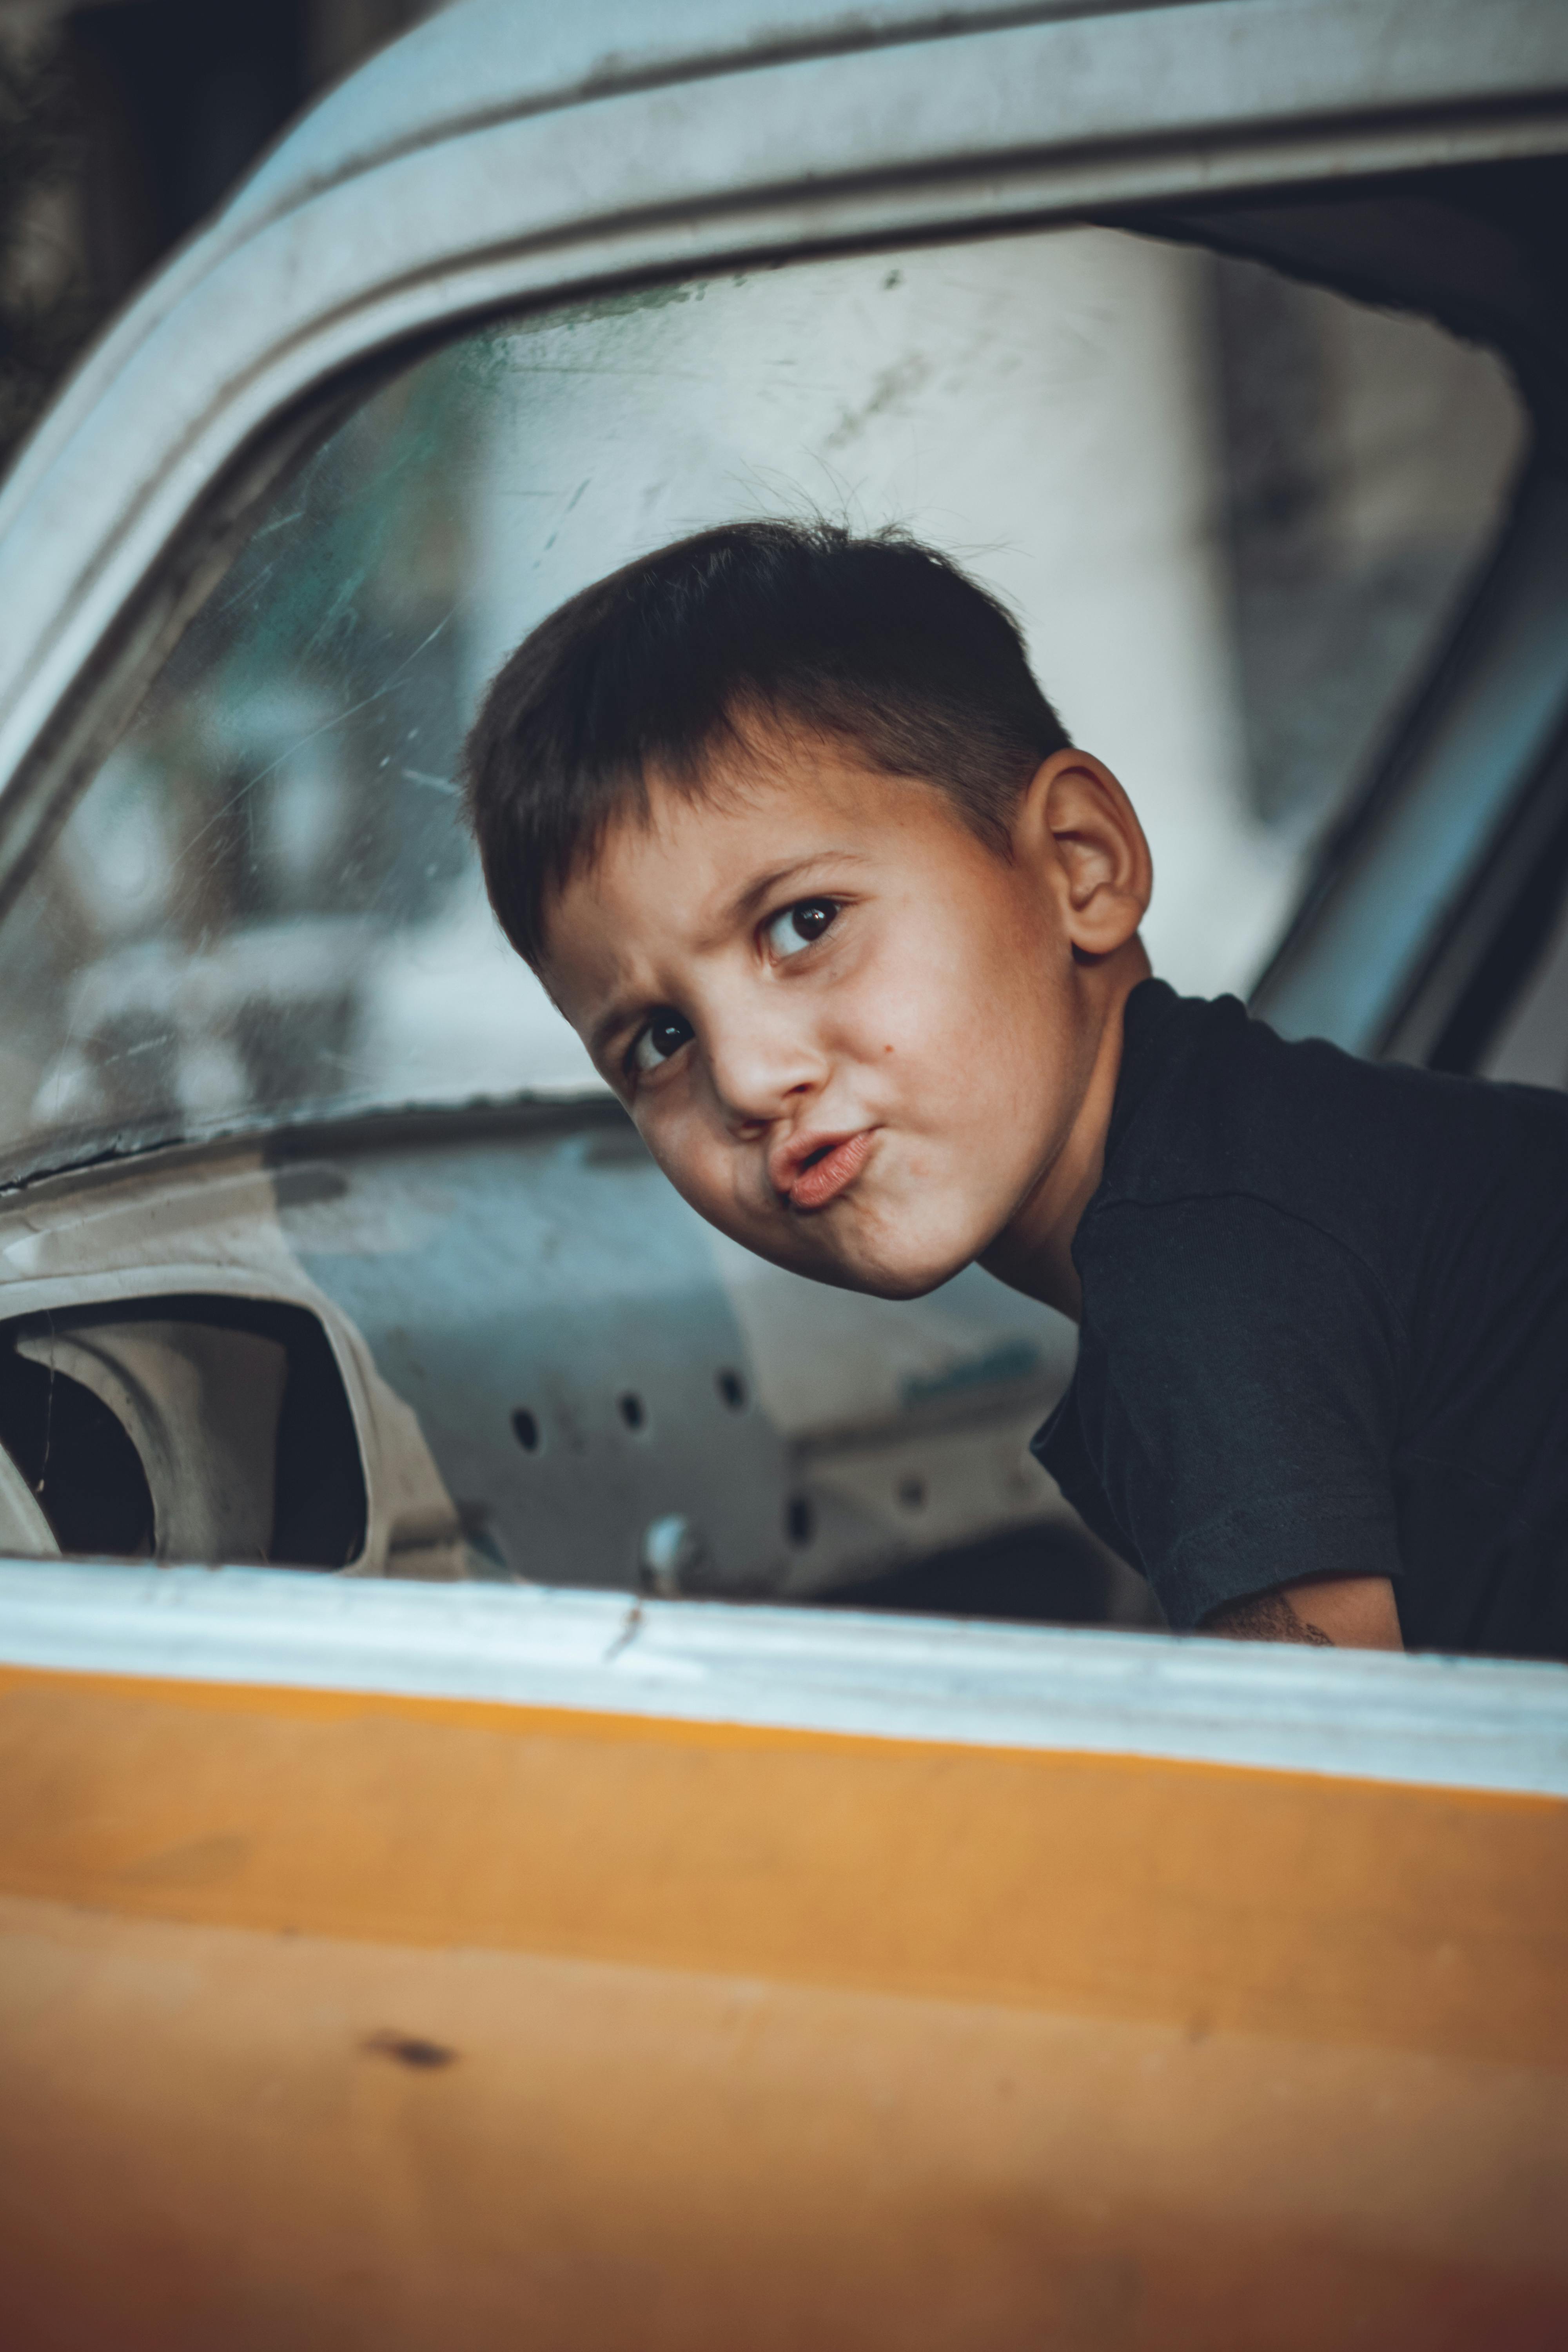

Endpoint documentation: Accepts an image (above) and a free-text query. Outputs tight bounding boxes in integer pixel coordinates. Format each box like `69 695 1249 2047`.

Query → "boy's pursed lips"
769 1126 878 1213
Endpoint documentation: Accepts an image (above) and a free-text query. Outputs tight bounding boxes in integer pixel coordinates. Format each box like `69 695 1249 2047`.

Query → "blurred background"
0 0 447 477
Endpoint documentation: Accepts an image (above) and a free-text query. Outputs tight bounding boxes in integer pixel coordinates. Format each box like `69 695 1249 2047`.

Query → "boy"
464 520 1568 1657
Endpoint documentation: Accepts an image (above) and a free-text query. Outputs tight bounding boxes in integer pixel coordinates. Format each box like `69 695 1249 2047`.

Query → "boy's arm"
1063 1198 1412 1643
1204 1574 1403 1649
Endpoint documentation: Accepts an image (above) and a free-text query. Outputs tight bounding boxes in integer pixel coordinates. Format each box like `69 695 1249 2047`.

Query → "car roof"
0 0 1174 532
8 0 1564 542
227 0 1109 241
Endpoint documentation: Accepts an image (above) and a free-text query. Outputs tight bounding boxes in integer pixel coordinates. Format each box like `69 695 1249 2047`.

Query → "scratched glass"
0 226 1524 1182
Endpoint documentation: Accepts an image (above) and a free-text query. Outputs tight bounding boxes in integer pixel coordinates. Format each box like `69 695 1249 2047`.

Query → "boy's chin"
849 1262 966 1302
769 1223 978 1301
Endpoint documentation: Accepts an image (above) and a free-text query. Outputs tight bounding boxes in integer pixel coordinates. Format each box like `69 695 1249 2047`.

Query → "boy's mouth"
773 1128 877 1213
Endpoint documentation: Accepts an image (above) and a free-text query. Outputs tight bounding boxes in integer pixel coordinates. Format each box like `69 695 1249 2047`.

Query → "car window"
0 224 1524 1183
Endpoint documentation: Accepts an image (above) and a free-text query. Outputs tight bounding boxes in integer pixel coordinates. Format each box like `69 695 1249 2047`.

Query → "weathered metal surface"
0 1451 53 1557
0 1105 1084 1598
0 1146 469 1580
0 1613 1563 2348
17 1320 287 1564
4 1891 1563 2350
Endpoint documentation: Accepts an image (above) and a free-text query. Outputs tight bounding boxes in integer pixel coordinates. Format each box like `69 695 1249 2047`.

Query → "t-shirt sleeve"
1063 1194 1406 1631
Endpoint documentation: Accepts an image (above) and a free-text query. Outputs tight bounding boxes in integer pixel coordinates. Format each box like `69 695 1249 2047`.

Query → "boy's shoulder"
1049 981 1568 1653
1093 976 1568 1259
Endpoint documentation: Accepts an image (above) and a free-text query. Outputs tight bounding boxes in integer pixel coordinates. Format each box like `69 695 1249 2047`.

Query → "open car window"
0 222 1525 1187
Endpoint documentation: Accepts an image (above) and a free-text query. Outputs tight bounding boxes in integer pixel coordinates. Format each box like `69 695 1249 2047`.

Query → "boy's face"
543 726 1140 1299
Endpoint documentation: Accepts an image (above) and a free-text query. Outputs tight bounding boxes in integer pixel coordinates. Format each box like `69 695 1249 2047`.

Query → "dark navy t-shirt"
1031 979 1568 1658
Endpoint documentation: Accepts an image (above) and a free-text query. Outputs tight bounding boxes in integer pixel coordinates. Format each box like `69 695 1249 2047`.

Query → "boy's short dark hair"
463 518 1070 967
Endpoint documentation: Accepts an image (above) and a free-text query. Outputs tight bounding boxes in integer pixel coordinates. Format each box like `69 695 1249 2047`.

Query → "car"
0 2 1565 2345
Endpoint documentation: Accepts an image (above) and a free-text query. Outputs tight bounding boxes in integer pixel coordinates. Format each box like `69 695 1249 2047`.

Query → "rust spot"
119 1833 250 1887
363 2029 458 2070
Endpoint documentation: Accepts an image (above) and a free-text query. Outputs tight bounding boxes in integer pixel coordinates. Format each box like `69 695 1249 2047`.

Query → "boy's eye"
630 1010 695 1075
766 898 840 960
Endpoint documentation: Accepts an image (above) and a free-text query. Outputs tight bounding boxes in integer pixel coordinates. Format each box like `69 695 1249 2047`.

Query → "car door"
0 4 1566 2347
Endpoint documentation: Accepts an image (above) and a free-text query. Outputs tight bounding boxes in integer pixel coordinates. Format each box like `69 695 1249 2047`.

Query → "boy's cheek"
636 1106 748 1226
653 1125 806 1263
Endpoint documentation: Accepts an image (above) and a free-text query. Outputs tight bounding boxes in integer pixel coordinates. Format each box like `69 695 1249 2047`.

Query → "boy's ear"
1017 749 1152 957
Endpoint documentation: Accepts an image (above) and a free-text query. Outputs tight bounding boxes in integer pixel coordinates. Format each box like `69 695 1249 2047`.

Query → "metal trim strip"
0 1560 1563 1795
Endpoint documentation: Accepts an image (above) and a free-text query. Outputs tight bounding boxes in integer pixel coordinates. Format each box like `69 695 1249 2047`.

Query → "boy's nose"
704 1011 825 1132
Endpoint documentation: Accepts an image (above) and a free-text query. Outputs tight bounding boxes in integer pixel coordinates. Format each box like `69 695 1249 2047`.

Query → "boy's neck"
979 940 1151 1321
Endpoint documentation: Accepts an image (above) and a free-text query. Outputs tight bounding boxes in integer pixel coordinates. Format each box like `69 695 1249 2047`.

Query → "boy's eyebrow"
713 849 869 936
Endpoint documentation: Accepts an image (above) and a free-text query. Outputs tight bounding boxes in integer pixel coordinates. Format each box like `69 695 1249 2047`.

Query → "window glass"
0 226 1524 1181
1483 887 1568 1091
1209 253 1525 838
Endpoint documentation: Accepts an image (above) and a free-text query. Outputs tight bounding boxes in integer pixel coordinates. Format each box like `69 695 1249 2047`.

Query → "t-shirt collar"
1104 975 1182 1170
